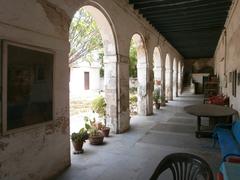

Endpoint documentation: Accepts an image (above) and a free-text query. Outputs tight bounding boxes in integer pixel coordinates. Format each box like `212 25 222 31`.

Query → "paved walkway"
58 92 221 180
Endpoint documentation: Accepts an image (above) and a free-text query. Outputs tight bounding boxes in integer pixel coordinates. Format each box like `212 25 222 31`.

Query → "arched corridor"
0 0 238 179
130 34 148 116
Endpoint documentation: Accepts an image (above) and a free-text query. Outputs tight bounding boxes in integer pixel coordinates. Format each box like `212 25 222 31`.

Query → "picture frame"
229 72 232 82
2 40 54 134
232 70 237 97
238 72 240 86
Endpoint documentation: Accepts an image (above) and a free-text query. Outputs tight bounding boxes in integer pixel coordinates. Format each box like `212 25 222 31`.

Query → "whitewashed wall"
214 0 240 113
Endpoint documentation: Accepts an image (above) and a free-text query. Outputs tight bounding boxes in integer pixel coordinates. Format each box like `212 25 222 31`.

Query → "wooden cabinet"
203 77 219 103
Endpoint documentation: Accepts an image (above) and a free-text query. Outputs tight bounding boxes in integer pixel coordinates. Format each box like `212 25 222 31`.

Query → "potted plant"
153 88 160 109
160 95 166 106
91 95 110 137
93 121 110 137
129 94 137 115
84 117 104 145
71 128 89 154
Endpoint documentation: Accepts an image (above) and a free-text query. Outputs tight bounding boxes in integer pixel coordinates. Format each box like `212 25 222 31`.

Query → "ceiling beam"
139 2 230 17
150 17 226 27
143 9 228 19
157 25 223 33
147 13 227 23
135 0 229 10
129 0 169 5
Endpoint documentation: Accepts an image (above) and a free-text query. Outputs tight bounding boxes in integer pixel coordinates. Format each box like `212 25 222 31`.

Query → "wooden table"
184 104 236 138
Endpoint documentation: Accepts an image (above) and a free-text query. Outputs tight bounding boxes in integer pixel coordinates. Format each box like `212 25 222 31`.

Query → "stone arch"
69 5 119 132
178 61 182 95
153 47 162 85
173 58 178 97
130 33 148 116
153 46 164 107
181 64 184 90
165 53 172 100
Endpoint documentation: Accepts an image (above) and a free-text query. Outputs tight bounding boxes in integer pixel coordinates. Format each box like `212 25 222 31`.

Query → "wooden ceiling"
129 0 232 58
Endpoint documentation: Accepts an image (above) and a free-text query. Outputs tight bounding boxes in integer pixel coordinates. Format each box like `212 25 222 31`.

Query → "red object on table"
208 95 229 106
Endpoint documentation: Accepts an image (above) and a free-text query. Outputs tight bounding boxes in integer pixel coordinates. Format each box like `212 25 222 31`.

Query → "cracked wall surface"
37 0 71 38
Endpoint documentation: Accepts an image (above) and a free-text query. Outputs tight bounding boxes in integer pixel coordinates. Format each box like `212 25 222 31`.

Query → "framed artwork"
238 72 240 86
229 72 232 82
2 41 54 134
232 70 237 97
0 41 2 133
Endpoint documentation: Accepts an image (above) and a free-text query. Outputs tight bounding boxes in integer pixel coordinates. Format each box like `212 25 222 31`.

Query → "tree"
129 40 137 78
69 8 103 65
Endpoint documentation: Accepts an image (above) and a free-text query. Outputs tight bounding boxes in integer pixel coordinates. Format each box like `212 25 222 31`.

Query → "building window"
84 72 90 90
1 41 54 134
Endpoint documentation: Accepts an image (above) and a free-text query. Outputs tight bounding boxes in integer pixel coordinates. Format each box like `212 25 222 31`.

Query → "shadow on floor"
57 92 221 180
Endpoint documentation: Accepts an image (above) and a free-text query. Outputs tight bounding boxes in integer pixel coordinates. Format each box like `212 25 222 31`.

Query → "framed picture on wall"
229 72 232 82
232 70 237 97
2 40 54 134
0 40 2 133
238 72 240 86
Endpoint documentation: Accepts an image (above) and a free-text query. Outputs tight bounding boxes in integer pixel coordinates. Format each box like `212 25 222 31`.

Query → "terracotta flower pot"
160 102 166 106
89 134 104 145
72 141 84 154
155 102 160 109
101 127 110 137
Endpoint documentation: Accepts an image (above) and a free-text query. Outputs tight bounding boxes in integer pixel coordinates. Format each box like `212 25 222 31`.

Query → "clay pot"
89 134 104 145
101 127 110 137
160 102 166 107
155 103 160 109
72 141 84 154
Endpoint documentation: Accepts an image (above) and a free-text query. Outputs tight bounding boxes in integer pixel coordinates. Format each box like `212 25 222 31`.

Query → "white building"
70 60 104 98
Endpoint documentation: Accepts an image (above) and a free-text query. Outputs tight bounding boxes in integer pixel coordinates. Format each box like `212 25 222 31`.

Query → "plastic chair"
150 153 214 180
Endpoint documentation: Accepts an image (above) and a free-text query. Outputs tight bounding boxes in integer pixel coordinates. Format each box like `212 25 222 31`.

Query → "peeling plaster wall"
0 0 70 179
214 0 240 113
0 0 183 179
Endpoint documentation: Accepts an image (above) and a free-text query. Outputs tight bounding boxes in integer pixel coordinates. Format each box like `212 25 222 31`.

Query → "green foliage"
84 116 92 130
84 116 103 137
160 95 165 103
71 128 89 143
153 88 160 102
100 68 104 78
129 95 137 105
69 8 103 65
99 52 104 77
129 87 137 94
91 95 106 118
129 94 137 114
129 40 137 78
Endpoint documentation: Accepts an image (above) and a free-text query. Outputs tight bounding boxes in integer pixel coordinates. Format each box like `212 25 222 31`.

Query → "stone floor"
57 92 221 180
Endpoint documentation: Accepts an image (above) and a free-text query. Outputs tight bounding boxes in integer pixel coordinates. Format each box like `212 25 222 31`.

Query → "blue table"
220 162 240 180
